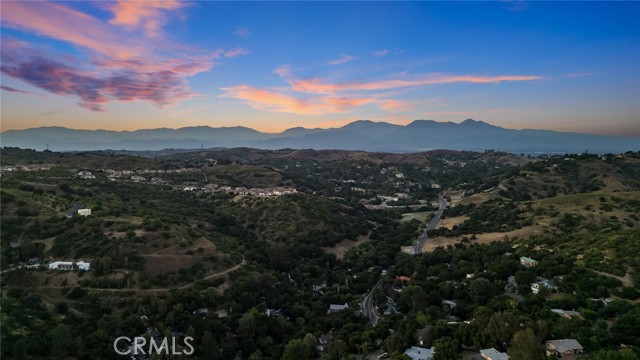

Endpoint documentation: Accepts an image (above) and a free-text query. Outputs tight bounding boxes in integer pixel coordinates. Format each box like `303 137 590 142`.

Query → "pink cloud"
290 74 541 94
234 27 251 37
0 1 225 111
273 64 293 79
328 54 357 65
224 47 250 58
108 0 185 36
1 44 196 112
1 1 141 60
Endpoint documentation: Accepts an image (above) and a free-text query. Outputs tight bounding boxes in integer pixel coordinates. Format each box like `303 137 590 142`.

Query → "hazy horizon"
1 1 639 136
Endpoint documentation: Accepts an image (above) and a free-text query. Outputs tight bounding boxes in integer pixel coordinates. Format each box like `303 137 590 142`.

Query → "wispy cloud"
0 1 225 111
372 49 390 57
378 99 413 112
220 85 376 115
328 54 357 65
224 47 250 58
273 64 293 79
0 85 31 95
563 72 595 78
233 27 251 38
289 74 542 94
222 66 541 115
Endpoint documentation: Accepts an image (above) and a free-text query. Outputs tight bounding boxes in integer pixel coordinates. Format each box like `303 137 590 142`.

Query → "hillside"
1 148 639 360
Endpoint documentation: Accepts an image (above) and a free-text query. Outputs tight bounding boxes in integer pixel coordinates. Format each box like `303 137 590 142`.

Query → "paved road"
361 195 447 326
413 195 447 254
362 279 382 326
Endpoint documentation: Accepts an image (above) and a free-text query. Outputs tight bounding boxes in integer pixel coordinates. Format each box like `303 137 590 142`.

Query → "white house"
77 208 91 216
327 303 349 314
480 348 509 360
76 261 91 271
404 346 435 360
48 261 73 270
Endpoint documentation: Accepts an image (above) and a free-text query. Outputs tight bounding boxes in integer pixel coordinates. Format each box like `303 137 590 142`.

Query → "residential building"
76 261 91 271
531 278 555 294
317 332 333 352
404 346 435 360
77 208 91 216
327 303 349 314
545 339 584 358
480 348 510 360
48 261 73 270
520 256 538 267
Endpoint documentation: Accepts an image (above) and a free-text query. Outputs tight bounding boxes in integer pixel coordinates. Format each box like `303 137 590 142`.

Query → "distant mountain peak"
460 119 492 127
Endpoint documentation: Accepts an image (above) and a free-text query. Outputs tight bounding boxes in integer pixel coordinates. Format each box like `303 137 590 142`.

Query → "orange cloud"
379 99 413 112
109 0 184 36
220 85 376 115
290 74 541 94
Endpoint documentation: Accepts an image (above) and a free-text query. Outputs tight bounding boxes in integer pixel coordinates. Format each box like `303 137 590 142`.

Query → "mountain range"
1 119 638 154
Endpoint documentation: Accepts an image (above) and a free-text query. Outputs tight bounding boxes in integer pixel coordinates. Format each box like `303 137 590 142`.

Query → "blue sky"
1 1 638 135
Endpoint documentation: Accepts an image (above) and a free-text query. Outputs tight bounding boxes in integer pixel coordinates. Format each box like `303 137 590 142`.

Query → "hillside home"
551 309 581 319
48 261 73 270
520 256 538 268
327 303 349 314
77 208 91 216
531 278 555 294
76 261 91 271
317 332 333 352
480 348 510 360
545 339 584 358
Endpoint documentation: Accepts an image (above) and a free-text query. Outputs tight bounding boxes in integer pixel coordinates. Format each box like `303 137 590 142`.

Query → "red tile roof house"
545 339 584 358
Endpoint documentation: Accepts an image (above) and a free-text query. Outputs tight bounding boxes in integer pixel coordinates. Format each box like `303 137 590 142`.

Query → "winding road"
413 195 448 254
361 194 447 326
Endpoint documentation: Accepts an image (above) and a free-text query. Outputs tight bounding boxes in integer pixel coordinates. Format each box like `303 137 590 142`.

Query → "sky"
1 1 639 136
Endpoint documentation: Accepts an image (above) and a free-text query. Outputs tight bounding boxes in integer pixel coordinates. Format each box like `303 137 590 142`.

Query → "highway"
413 194 448 254
361 194 447 326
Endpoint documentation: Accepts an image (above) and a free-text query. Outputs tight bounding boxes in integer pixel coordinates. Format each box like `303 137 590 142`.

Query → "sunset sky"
1 1 639 136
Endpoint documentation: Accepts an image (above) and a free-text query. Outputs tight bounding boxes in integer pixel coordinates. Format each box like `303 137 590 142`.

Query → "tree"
282 336 316 360
485 311 520 349
508 328 544 360
201 330 215 359
50 324 72 357
12 339 27 360
433 338 459 360
596 348 639 360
